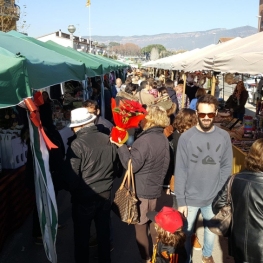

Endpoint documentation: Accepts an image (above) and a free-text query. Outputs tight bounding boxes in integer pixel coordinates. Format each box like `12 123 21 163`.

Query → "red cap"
147 206 183 234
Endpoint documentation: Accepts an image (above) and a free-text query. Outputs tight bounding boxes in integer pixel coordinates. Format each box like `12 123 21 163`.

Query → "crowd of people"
25 69 263 263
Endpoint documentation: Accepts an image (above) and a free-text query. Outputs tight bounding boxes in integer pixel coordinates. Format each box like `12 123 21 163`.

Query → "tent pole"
223 74 225 100
211 74 216 96
182 73 186 108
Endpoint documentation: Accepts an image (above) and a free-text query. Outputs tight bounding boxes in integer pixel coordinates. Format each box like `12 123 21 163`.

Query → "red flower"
111 98 147 143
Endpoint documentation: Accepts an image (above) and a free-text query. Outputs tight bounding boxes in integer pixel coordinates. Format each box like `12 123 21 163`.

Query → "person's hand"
110 137 124 148
166 188 171 195
178 206 188 218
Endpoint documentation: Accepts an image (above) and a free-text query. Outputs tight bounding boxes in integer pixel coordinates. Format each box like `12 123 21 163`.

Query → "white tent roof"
171 44 216 70
141 49 200 69
142 52 186 69
183 38 241 72
213 31 263 74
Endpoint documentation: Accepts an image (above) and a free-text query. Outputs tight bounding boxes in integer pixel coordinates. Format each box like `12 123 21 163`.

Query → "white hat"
68 108 96 128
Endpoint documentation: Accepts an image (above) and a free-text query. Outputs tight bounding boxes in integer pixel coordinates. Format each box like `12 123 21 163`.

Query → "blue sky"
18 0 259 38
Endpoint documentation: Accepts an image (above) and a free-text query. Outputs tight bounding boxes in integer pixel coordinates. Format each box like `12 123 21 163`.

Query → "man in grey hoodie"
175 94 233 263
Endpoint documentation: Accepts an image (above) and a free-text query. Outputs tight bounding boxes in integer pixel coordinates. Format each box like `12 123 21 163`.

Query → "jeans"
72 194 111 263
184 204 215 263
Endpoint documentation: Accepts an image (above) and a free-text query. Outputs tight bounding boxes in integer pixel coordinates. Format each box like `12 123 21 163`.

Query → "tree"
141 44 166 54
111 42 141 56
108 42 120 47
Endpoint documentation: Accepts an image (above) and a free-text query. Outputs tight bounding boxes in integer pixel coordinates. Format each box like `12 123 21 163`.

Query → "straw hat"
155 94 173 110
68 108 96 128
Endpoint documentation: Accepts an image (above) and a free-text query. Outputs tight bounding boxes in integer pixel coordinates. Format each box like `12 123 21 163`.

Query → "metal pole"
182 73 186 108
70 33 74 48
89 5 91 52
223 74 225 100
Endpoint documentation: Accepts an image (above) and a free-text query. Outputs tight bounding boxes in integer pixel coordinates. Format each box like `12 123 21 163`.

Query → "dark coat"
64 125 118 204
225 90 248 114
118 126 170 199
185 84 199 102
212 170 263 263
166 88 179 113
154 241 187 263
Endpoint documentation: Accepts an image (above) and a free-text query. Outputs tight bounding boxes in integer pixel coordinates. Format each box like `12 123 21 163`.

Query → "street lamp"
68 25 76 49
212 32 216 44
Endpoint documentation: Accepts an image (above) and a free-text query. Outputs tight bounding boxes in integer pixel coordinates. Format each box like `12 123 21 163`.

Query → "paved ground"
0 183 235 263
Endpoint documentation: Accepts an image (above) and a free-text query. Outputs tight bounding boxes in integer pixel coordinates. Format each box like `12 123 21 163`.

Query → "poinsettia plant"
111 98 147 144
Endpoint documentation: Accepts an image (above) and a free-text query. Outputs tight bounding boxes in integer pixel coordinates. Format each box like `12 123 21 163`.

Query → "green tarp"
0 48 31 108
45 40 105 76
7 30 99 77
0 31 85 90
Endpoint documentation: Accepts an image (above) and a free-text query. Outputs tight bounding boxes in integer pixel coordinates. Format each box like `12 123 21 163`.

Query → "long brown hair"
244 138 263 172
173 108 197 133
155 225 186 248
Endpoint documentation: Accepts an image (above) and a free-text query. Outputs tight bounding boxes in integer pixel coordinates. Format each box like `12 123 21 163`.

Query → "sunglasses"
197 112 216 118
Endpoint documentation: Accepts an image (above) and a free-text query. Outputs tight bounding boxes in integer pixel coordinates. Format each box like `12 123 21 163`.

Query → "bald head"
116 78 122 88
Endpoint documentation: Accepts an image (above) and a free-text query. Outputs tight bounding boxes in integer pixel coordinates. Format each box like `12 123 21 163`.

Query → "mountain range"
88 26 257 51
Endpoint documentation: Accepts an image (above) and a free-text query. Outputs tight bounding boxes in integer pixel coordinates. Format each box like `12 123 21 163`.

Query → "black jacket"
118 126 170 199
212 170 263 263
154 241 187 263
64 125 118 203
225 90 248 114
166 88 179 113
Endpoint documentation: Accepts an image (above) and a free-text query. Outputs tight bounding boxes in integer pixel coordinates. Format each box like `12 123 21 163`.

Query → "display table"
232 145 247 174
215 122 250 174
0 166 35 250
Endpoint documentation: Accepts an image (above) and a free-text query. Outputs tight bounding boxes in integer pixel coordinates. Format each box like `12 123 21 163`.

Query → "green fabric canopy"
7 30 99 77
45 40 105 76
0 31 85 91
96 55 129 69
0 48 32 108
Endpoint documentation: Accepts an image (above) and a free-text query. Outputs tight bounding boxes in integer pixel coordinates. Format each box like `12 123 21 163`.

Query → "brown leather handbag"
112 160 139 224
207 175 235 236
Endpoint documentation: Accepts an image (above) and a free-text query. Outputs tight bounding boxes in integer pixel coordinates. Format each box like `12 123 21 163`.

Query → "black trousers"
72 194 111 263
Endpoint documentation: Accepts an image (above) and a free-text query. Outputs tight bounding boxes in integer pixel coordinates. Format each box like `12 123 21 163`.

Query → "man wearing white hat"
64 107 118 263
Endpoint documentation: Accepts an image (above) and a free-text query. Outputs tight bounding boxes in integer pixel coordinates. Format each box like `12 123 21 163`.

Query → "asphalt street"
0 177 234 263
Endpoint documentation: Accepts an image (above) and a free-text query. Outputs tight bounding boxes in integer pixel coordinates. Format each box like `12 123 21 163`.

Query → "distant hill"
87 26 257 50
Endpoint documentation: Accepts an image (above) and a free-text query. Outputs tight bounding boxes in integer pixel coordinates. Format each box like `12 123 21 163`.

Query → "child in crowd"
147 207 187 263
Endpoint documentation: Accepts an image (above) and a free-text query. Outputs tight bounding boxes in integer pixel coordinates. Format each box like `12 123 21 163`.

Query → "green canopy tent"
0 31 86 263
96 55 129 69
7 31 100 77
0 31 85 90
0 48 31 108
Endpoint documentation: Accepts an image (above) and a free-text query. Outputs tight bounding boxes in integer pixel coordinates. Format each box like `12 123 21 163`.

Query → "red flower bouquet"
111 98 147 144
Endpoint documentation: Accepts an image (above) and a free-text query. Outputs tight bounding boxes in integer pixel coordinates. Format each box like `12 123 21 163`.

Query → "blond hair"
143 105 170 130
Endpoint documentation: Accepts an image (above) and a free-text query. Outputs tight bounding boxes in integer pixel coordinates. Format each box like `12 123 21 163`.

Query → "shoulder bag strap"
227 174 236 204
129 161 136 195
119 160 131 189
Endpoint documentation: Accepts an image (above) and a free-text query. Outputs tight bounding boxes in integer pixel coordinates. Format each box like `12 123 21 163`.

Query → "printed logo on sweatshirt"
190 143 221 165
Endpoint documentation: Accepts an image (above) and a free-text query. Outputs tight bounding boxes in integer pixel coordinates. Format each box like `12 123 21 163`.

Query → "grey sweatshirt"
175 126 233 207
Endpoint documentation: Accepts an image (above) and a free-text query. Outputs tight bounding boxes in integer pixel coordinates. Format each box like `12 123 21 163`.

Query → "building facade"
259 0 263 32
37 30 106 54
0 0 20 32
